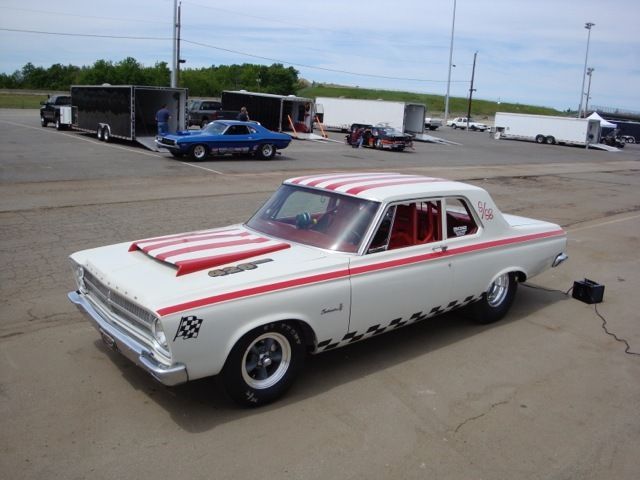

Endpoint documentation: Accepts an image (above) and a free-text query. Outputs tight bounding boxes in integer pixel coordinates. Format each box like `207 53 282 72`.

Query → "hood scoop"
129 227 290 276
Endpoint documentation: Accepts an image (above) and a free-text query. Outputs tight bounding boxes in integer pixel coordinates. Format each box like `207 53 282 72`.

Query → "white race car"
69 172 568 406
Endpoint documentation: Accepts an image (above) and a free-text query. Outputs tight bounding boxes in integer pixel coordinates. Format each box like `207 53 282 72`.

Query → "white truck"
447 116 489 131
315 97 425 135
424 117 443 130
494 112 601 147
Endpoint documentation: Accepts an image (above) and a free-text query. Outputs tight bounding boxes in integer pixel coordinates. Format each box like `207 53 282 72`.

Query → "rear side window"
445 198 478 238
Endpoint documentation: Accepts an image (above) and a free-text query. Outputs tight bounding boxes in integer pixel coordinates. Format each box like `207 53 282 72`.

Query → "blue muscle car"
156 120 292 160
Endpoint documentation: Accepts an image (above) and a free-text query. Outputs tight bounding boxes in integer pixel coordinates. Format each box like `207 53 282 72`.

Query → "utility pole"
443 0 456 124
466 51 477 131
585 67 594 114
176 2 185 86
171 0 178 87
577 22 595 118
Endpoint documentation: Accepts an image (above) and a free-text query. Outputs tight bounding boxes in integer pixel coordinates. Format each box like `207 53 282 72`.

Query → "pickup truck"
187 100 225 128
447 117 489 131
40 94 71 129
424 117 443 131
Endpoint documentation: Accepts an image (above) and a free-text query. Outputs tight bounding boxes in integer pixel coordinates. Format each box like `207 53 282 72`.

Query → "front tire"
469 272 518 324
55 118 63 130
40 117 48 127
257 143 275 159
535 134 546 144
546 136 556 145
222 322 305 407
190 144 209 161
102 127 111 143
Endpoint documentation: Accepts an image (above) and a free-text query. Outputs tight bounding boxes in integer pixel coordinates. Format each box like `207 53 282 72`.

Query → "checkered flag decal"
173 315 204 340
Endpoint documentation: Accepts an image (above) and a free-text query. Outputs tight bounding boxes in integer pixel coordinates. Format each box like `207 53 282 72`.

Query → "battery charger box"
572 278 604 304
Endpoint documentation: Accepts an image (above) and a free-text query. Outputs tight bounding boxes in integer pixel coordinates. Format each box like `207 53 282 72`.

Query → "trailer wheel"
190 144 209 161
535 134 546 144
96 126 104 141
102 127 111 143
546 136 556 145
40 117 48 127
257 143 275 160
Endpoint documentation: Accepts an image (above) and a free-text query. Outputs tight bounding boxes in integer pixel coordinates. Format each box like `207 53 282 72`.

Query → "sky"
1 0 639 112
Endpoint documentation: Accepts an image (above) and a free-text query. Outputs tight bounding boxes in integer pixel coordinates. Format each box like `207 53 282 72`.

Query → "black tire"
546 136 556 145
190 143 209 161
222 322 305 407
257 143 275 160
55 118 63 130
470 125 478 131
102 127 111 143
375 138 383 149
40 117 48 127
452 124 458 129
535 135 546 144
469 272 518 324
96 126 104 141
429 126 438 131
200 119 209 129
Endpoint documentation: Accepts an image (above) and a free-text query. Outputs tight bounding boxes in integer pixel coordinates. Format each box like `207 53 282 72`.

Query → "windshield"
246 185 380 253
203 121 227 134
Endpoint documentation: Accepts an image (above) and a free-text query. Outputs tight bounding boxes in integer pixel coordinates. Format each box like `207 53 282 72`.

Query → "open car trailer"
71 85 188 150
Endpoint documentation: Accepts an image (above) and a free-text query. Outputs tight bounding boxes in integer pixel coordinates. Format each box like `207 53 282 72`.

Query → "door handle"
432 245 448 253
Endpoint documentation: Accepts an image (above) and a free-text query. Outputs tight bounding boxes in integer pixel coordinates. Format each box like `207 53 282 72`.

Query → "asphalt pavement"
1 109 639 479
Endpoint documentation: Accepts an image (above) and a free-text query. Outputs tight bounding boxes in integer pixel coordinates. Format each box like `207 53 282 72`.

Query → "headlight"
152 318 169 349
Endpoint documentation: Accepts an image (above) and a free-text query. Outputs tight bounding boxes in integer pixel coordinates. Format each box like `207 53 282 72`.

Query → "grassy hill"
297 84 565 119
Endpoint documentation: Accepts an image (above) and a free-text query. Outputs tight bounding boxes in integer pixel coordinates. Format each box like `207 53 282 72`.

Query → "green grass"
0 93 49 109
297 85 565 119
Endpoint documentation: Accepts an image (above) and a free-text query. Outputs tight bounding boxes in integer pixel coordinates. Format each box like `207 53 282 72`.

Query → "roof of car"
284 172 484 203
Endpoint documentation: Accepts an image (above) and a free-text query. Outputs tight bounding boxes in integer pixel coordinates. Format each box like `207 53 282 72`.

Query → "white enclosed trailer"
494 112 600 147
315 97 425 134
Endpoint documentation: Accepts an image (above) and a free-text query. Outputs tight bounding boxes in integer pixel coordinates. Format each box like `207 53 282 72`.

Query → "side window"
226 125 249 135
445 198 478 238
368 200 442 253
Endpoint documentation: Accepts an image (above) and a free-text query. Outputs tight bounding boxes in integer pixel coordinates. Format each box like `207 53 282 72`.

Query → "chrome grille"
83 270 156 334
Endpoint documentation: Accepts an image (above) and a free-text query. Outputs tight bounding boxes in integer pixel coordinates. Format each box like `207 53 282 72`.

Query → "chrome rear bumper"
68 291 188 386
552 252 569 268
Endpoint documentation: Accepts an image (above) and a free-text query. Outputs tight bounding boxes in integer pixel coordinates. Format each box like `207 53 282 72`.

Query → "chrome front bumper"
68 291 188 386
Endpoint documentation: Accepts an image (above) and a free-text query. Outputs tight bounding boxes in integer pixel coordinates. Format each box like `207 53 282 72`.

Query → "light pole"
443 0 456 124
577 22 595 118
466 51 478 131
585 67 594 114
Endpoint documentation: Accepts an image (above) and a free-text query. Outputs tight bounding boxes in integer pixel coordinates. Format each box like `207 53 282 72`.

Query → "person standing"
156 104 171 135
237 106 249 122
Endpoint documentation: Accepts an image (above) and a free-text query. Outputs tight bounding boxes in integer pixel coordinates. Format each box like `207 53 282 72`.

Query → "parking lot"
1 108 639 479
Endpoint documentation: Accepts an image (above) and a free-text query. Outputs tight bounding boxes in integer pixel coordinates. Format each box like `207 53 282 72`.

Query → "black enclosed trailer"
221 90 314 133
71 85 188 149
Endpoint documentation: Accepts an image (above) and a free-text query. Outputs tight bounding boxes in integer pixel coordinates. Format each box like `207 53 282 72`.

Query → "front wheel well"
514 271 527 283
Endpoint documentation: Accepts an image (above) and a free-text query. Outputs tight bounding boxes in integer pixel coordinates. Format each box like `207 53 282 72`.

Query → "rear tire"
222 322 305 407
452 124 458 129
200 119 209 129
55 118 63 130
96 126 104 141
469 272 518 324
257 143 275 160
102 127 111 143
190 143 209 161
535 134 546 144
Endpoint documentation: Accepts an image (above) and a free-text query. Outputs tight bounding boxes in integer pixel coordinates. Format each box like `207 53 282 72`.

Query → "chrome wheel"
486 273 510 307
190 144 208 160
241 332 291 390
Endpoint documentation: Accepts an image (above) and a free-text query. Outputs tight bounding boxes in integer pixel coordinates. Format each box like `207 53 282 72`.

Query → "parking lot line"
568 212 640 233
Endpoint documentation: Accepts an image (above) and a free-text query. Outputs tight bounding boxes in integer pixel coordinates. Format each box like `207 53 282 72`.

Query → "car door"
221 124 252 153
348 199 454 339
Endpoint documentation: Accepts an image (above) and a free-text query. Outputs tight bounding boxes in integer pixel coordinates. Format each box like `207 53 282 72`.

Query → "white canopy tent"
588 112 617 128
